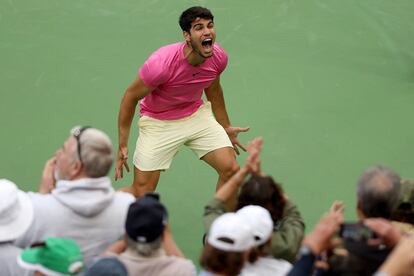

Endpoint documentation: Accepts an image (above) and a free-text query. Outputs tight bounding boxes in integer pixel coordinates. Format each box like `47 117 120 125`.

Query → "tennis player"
115 6 248 197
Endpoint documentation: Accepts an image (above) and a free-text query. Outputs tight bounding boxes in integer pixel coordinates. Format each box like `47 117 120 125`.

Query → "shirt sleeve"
287 252 316 276
269 200 306 263
203 197 228 233
138 53 169 88
213 44 228 75
217 49 228 75
217 51 228 74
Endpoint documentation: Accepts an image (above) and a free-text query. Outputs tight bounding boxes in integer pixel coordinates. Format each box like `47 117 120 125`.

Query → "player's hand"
39 157 57 194
225 126 250 155
115 146 130 181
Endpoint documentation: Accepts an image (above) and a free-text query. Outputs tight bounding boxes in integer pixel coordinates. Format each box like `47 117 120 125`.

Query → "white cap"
237 205 273 246
207 212 254 252
0 179 33 242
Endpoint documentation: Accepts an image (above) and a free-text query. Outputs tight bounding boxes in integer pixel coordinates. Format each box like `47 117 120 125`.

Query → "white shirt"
240 256 292 276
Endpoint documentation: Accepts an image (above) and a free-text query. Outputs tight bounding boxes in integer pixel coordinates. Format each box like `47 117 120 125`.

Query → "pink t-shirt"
138 42 228 120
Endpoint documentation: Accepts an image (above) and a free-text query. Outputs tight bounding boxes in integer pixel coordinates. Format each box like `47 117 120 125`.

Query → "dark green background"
1 0 413 265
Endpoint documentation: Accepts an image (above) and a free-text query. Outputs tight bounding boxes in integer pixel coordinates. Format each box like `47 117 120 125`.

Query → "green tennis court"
1 0 413 265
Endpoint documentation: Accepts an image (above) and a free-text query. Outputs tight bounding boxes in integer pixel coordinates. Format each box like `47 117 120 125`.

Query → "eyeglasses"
72 126 91 164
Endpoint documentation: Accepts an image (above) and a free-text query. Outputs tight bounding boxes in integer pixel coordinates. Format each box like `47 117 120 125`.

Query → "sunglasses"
71 126 91 164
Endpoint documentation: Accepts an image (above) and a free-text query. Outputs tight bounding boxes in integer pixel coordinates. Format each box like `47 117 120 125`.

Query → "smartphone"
338 223 376 242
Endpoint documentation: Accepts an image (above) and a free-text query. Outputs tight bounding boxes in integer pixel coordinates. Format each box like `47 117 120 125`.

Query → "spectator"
356 165 401 219
238 205 292 276
18 237 84 276
0 179 32 276
391 178 414 225
112 193 196 276
86 257 128 276
318 164 406 276
15 126 135 265
325 218 405 276
203 138 305 263
287 202 344 276
200 212 254 276
320 166 402 275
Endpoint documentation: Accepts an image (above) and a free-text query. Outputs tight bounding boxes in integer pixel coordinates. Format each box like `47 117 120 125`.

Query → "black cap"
125 193 168 243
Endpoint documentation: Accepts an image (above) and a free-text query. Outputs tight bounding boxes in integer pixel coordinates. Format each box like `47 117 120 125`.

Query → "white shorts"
133 101 233 171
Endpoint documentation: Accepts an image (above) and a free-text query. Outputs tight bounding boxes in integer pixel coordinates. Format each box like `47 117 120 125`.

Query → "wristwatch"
298 245 314 257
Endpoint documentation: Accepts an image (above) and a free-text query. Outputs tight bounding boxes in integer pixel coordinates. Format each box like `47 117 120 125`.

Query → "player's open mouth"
201 38 213 51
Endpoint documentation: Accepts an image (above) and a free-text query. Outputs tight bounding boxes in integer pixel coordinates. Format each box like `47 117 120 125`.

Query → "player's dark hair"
179 6 214 32
237 175 286 224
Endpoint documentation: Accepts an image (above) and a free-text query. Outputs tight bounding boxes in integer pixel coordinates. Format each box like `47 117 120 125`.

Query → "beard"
189 39 213 59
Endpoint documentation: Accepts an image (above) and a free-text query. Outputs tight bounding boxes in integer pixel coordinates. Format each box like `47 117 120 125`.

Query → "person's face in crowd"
184 17 216 59
54 136 79 180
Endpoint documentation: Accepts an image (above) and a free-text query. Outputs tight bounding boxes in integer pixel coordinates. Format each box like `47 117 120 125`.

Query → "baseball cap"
207 212 254 252
18 237 84 276
0 179 33 242
125 193 168 243
237 205 273 246
85 257 127 276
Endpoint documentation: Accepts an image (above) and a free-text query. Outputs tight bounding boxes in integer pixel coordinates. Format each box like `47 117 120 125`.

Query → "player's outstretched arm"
205 77 249 155
115 77 151 181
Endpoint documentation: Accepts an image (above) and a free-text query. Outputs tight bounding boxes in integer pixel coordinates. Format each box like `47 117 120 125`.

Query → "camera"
338 223 376 242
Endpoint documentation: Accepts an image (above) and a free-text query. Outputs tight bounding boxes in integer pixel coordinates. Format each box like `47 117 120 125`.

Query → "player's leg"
201 147 240 191
128 116 182 197
185 102 240 205
201 147 239 210
119 167 161 197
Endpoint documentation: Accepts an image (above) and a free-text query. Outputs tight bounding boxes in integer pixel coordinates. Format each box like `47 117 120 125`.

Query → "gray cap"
85 258 128 276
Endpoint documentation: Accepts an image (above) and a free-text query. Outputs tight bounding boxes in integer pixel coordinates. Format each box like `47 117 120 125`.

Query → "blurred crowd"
1 126 413 276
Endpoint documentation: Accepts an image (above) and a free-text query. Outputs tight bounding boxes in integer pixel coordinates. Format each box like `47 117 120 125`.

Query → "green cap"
18 237 84 276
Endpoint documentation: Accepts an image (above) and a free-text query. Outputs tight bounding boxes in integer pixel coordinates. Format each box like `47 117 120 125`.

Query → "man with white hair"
15 126 135 266
237 205 292 276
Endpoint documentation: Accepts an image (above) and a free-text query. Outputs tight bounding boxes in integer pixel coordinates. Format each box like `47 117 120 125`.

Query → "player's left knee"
220 162 240 180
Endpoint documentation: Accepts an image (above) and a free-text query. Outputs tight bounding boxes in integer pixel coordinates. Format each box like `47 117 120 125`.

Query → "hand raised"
245 137 263 175
39 157 57 194
225 126 250 155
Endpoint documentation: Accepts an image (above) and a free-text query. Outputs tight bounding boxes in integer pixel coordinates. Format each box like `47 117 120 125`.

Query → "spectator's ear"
69 159 84 179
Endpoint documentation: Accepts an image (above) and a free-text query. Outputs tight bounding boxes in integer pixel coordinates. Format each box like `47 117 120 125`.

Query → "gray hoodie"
15 177 135 265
